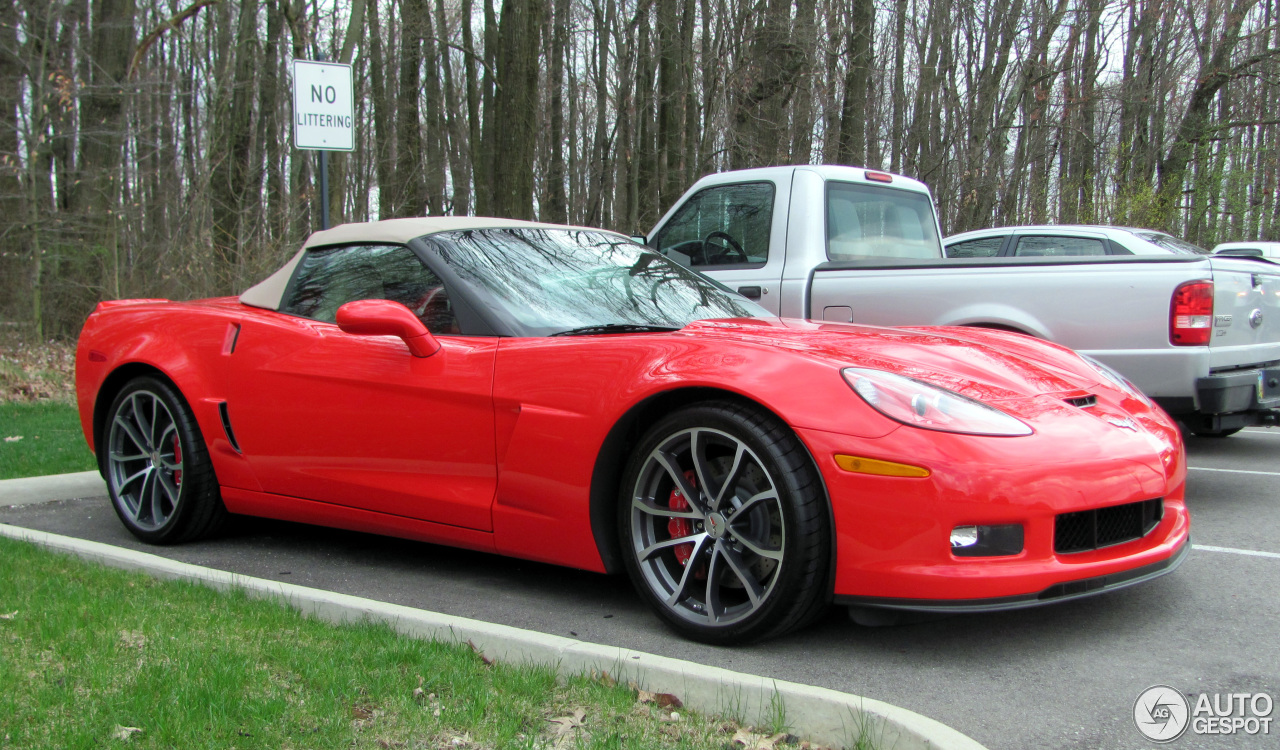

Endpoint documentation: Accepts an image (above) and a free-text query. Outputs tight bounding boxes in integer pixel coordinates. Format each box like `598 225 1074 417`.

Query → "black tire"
102 376 227 544
618 401 830 644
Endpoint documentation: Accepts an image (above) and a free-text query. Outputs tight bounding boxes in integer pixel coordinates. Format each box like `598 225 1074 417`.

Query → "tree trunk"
837 0 874 166
392 0 427 217
484 0 546 219
209 0 259 291
545 0 572 222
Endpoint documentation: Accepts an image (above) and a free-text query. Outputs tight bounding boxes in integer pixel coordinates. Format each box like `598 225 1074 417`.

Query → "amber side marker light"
835 454 930 478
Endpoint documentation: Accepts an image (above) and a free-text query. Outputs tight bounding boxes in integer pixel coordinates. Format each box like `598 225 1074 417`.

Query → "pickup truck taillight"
1170 280 1213 346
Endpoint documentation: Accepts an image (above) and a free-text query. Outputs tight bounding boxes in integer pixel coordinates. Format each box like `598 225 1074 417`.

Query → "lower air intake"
1055 498 1163 554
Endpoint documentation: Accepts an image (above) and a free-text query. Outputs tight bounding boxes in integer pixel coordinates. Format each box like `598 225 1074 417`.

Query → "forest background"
2 0 1279 338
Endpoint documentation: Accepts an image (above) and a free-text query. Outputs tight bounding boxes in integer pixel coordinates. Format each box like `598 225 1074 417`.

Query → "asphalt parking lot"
2 428 1277 750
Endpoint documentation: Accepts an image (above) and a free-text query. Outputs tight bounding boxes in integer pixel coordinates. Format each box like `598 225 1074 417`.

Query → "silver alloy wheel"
629 427 785 626
107 389 184 531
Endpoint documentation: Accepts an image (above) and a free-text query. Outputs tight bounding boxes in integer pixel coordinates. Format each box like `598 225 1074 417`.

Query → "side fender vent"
218 401 242 453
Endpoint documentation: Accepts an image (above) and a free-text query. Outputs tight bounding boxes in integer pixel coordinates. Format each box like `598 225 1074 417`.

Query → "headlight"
1078 354 1151 405
842 368 1033 436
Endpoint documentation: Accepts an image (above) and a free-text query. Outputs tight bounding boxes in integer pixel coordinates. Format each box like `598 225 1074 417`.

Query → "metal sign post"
291 58 354 230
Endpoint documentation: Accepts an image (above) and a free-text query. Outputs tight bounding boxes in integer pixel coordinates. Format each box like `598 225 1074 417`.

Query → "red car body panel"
76 298 1190 604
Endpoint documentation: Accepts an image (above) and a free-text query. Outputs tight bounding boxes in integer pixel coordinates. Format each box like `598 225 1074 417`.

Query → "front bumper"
797 397 1190 607
835 537 1189 613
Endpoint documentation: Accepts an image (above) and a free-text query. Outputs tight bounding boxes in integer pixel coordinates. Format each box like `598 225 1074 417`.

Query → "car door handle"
737 286 762 300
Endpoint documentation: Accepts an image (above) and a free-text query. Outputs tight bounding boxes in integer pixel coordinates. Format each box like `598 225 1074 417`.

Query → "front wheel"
619 402 831 644
103 376 227 544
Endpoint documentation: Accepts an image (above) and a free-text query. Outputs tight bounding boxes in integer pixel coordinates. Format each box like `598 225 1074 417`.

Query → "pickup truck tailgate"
1209 258 1280 369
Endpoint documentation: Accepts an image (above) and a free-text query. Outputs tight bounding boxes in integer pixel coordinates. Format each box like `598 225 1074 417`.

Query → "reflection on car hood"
680 318 1101 402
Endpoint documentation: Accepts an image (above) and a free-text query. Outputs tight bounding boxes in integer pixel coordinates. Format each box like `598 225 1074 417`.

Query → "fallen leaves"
547 707 586 736
351 702 383 730
465 639 494 666
545 708 588 749
630 681 683 709
0 334 76 402
111 725 143 741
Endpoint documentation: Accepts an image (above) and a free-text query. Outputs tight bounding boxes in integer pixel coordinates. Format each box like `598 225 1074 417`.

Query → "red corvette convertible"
76 217 1190 643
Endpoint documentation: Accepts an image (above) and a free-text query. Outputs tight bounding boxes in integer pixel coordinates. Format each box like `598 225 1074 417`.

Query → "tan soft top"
239 216 612 311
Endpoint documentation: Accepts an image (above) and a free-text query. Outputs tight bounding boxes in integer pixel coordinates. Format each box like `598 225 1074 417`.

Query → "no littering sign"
291 60 354 151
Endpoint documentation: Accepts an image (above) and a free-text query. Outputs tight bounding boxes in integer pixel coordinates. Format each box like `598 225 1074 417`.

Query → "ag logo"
1135 685 1190 742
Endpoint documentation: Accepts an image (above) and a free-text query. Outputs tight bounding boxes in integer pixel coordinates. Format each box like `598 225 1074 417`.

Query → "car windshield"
1135 232 1209 255
423 228 771 336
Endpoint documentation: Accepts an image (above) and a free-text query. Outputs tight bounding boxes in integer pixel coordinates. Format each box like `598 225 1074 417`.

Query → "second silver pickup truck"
642 165 1280 436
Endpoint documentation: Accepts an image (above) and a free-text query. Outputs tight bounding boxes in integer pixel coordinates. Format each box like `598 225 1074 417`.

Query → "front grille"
1054 498 1163 554
1063 394 1097 408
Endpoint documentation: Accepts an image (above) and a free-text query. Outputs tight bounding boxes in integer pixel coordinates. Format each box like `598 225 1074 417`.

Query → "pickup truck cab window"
826 181 940 260
282 243 460 334
947 236 1005 258
1012 235 1107 257
651 182 773 268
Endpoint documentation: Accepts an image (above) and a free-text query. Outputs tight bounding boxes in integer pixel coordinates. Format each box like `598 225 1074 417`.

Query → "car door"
225 243 498 531
649 182 785 313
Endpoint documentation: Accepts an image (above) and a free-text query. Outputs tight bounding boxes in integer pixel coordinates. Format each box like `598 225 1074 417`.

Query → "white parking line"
1241 429 1280 436
1194 544 1280 560
1187 466 1280 477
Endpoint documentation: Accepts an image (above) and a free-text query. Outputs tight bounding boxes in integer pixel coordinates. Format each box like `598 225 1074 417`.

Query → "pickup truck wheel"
104 377 227 544
619 402 830 644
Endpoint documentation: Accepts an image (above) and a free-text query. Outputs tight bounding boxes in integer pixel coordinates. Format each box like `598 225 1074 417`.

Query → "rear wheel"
104 377 226 544
619 402 830 644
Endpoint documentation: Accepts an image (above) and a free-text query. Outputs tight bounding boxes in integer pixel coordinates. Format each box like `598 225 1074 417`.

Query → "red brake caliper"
667 470 697 566
172 436 182 487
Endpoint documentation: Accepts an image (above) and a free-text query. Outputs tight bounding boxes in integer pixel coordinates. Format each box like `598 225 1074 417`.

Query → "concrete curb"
0 522 987 750
0 470 106 506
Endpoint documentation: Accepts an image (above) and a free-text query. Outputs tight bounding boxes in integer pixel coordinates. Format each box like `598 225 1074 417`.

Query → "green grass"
0 400 96 480
0 537 818 750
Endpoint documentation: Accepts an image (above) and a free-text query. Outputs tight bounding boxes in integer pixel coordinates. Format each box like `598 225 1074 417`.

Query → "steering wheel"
700 231 748 265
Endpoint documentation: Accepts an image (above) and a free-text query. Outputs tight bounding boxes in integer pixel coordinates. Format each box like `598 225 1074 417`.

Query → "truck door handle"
737 286 762 299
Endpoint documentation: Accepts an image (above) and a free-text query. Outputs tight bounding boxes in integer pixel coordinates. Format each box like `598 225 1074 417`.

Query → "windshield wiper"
550 323 682 336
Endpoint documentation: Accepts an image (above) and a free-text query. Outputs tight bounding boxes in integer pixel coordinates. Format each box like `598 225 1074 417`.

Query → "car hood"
681 318 1101 403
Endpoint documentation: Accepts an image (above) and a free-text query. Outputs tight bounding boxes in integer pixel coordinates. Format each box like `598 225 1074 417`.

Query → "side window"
1013 236 1107 257
652 183 773 267
281 244 460 334
946 236 1005 258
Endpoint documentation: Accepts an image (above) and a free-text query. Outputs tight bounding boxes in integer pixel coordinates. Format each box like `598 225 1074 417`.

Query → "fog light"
950 526 979 548
950 524 1024 557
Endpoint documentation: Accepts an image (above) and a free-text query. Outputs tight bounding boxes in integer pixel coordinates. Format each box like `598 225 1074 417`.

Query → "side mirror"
630 235 648 246
336 299 440 357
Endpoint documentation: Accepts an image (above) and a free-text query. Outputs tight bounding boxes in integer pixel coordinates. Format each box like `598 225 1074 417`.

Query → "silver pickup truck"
642 165 1280 436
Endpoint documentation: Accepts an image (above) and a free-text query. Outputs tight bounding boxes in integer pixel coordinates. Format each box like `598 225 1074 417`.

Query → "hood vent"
1063 394 1097 409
